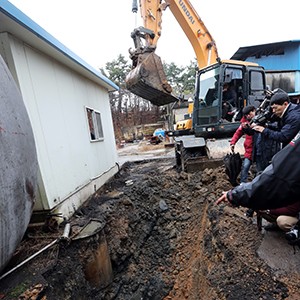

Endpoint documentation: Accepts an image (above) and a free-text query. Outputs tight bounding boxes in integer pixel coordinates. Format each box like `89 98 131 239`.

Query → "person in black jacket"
252 92 300 149
216 131 300 210
222 82 237 121
244 119 280 175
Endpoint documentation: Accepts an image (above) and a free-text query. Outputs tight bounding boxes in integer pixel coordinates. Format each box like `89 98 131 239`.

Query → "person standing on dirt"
229 106 255 184
243 111 280 175
230 105 278 218
230 105 278 182
252 91 300 149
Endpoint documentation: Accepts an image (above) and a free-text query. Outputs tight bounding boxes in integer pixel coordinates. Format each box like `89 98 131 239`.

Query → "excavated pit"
1 157 300 299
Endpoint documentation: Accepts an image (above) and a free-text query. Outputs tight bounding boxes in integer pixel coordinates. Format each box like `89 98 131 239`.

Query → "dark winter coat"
226 131 300 210
243 123 280 170
222 88 237 106
252 130 280 170
262 103 300 148
230 116 253 160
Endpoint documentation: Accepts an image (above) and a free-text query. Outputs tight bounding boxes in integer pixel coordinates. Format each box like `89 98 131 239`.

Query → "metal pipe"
61 222 71 241
0 222 72 281
0 239 58 281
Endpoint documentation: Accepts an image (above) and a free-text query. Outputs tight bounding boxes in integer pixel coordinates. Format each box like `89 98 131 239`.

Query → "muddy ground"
1 142 300 299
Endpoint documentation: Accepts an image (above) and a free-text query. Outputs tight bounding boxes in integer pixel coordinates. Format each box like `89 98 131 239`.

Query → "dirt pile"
1 157 300 299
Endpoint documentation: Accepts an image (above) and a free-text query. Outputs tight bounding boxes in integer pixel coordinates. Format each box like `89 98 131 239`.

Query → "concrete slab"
257 230 300 276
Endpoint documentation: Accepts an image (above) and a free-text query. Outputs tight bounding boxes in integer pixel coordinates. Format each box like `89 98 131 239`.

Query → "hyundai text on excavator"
125 0 267 172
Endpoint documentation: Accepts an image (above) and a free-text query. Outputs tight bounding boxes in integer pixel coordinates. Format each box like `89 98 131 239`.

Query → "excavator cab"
174 60 266 172
192 60 266 139
125 27 178 106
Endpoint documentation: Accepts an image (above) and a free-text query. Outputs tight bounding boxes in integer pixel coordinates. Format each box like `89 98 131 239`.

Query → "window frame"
85 106 104 142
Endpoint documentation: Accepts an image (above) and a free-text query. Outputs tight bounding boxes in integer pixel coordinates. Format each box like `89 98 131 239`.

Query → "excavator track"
175 137 224 173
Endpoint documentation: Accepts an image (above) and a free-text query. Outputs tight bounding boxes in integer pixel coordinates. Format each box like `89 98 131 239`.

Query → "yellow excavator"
126 0 267 172
175 100 193 132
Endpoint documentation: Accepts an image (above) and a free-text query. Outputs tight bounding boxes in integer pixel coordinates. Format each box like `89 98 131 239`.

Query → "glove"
230 144 235 152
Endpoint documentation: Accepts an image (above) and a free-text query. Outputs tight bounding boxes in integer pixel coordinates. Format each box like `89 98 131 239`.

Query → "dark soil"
1 157 300 300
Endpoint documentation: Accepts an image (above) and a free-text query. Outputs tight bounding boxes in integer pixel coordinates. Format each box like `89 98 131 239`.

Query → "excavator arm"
166 0 218 68
125 0 219 106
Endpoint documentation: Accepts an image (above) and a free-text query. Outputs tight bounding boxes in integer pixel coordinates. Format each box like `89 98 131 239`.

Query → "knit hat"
242 105 255 115
270 92 289 105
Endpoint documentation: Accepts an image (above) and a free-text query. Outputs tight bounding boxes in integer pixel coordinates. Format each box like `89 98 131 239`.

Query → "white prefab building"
0 2 120 219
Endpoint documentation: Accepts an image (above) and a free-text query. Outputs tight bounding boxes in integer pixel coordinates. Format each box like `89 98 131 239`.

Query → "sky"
8 0 300 71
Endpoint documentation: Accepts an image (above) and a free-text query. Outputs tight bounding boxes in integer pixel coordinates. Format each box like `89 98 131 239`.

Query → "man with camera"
241 106 280 175
252 91 300 149
230 104 279 180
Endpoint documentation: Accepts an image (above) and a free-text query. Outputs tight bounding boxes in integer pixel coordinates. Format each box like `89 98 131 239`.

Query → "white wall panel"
7 35 118 211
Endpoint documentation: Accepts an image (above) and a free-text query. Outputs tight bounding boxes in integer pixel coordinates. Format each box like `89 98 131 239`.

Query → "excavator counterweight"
125 52 178 106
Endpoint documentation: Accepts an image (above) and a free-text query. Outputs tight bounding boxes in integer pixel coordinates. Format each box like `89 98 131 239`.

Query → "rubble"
1 155 300 299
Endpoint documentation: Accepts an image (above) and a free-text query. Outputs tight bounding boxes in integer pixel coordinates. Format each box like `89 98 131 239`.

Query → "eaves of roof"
231 40 300 61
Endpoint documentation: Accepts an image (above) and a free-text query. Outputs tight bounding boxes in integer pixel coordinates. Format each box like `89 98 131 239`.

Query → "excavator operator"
222 82 237 121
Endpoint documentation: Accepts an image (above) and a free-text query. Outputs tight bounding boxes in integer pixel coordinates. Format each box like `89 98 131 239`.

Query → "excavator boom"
126 0 218 106
126 0 267 173
167 0 218 68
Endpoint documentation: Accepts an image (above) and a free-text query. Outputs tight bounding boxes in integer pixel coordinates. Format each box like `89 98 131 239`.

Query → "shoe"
285 226 299 242
264 223 280 231
245 208 254 218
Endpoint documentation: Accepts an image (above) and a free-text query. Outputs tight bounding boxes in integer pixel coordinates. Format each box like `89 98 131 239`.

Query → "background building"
232 40 300 103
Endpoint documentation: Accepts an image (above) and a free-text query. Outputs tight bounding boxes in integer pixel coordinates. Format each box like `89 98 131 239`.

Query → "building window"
86 107 104 141
266 71 295 94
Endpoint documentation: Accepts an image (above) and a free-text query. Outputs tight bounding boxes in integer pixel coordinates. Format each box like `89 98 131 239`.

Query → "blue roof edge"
0 0 119 90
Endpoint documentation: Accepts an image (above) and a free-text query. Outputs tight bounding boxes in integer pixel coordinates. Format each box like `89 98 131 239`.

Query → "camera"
251 108 273 126
250 88 285 126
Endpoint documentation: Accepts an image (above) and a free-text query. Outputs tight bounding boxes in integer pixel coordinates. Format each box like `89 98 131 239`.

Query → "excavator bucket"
125 52 178 106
